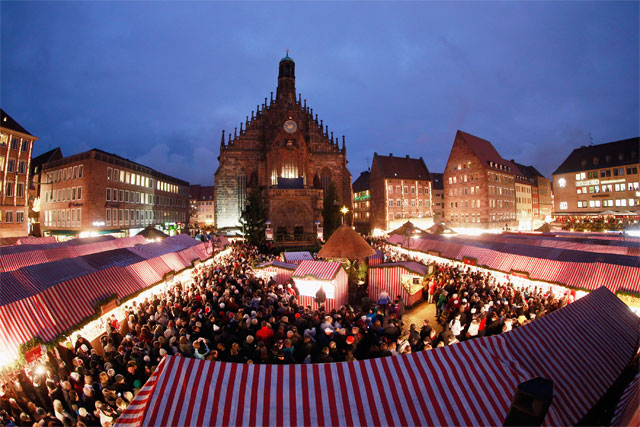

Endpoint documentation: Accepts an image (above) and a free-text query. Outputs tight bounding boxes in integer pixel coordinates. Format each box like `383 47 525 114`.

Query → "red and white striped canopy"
388 234 640 295
292 261 342 281
117 287 640 427
610 372 640 426
1 237 211 364
117 335 524 427
283 251 314 264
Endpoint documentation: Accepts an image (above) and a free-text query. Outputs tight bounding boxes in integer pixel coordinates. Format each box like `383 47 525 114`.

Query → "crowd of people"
1 241 572 426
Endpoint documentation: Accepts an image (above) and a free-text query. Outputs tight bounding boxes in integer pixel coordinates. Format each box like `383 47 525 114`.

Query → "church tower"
214 54 353 238
276 52 296 104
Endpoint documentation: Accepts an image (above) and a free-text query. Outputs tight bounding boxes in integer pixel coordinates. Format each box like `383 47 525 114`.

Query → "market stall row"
0 235 213 366
0 235 147 272
117 287 640 427
467 232 640 257
388 234 640 295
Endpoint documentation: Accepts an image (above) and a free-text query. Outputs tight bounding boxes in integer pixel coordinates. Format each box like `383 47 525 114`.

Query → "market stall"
253 260 297 284
368 261 429 306
292 260 348 310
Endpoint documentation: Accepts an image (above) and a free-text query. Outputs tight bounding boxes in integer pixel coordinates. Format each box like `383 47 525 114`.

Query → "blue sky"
1 1 638 185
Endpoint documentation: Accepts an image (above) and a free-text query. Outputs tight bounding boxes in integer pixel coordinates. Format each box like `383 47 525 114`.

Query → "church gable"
214 54 353 231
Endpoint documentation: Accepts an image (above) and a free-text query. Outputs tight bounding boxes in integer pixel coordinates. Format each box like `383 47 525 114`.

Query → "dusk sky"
2 2 638 185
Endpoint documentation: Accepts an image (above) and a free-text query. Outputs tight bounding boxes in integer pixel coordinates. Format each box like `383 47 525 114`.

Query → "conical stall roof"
535 223 552 232
389 221 428 237
426 223 457 235
136 226 169 239
317 225 376 259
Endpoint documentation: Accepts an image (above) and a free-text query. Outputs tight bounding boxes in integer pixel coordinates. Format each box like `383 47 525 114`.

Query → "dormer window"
606 155 612 162
618 153 624 161
581 159 587 167
593 157 599 165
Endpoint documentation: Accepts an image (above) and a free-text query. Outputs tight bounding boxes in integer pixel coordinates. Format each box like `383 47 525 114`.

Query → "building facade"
552 137 639 216
444 130 517 230
430 172 445 224
514 174 533 231
40 149 189 238
513 162 553 228
0 109 39 238
29 147 63 236
189 185 215 228
214 54 352 238
369 153 433 232
352 171 371 233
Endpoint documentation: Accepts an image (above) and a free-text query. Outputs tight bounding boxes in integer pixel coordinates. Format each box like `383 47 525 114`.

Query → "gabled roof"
552 137 639 175
31 147 63 173
352 171 370 192
512 162 545 180
455 130 514 174
372 153 430 180
0 109 34 137
429 172 444 190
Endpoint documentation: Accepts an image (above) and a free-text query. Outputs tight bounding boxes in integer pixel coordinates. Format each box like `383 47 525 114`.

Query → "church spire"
277 51 296 104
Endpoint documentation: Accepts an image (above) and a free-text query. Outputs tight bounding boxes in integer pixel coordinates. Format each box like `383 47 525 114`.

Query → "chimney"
389 153 393 157
406 155 410 159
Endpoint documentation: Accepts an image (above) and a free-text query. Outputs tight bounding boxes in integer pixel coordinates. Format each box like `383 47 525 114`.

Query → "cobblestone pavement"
401 299 443 336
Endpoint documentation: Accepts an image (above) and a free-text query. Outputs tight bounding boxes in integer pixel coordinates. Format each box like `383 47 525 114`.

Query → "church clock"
283 120 297 133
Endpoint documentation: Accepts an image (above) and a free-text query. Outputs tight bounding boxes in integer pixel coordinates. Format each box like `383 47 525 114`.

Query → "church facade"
214 54 352 237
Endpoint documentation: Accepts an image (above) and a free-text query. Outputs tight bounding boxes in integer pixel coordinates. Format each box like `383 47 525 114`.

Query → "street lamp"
340 206 349 225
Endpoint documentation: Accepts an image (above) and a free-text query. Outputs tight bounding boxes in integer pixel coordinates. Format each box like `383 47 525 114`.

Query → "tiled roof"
552 137 639 175
0 109 34 136
352 171 370 192
456 130 514 174
372 153 430 180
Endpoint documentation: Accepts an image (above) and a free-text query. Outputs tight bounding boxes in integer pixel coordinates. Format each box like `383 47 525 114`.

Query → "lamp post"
340 206 349 225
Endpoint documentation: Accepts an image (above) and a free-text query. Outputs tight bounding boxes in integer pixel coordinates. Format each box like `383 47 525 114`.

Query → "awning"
117 287 639 427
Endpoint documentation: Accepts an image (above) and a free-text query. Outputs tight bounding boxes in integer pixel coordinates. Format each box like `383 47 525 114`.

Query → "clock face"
283 120 297 133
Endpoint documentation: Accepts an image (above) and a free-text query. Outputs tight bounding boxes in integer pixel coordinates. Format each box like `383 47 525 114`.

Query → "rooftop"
552 137 639 175
0 108 35 137
372 152 430 180
352 171 370 193
455 130 515 174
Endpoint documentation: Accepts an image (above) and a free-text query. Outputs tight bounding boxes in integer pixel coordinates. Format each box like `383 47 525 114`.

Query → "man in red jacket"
256 321 275 348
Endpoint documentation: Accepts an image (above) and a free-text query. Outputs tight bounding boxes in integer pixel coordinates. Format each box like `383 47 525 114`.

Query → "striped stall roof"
256 261 298 270
125 261 164 287
160 253 190 271
375 261 428 276
0 250 48 272
292 261 342 281
1 235 214 364
15 236 57 245
116 287 639 427
389 233 640 295
502 287 640 426
116 335 524 427
283 251 314 264
610 372 640 426
368 249 384 266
